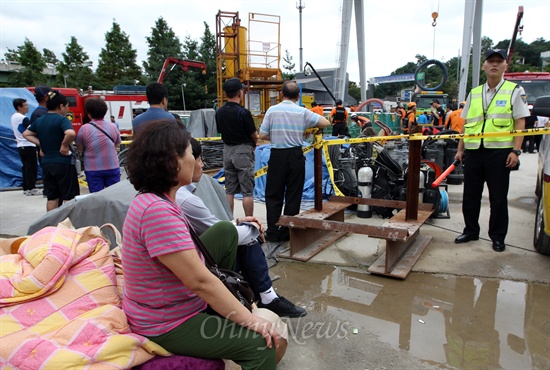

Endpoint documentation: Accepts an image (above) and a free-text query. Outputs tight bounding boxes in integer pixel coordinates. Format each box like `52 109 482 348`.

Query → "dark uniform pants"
462 147 511 242
265 147 305 238
18 146 38 190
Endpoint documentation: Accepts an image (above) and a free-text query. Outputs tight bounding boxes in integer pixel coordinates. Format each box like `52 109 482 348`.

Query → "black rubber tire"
534 195 550 255
415 59 448 91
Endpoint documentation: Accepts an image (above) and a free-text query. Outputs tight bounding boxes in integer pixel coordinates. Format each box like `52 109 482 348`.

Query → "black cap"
485 49 507 61
34 85 52 100
431 99 440 105
336 99 342 105
223 78 245 93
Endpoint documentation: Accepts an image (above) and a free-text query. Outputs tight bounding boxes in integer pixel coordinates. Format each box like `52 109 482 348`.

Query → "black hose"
421 129 460 150
415 59 448 91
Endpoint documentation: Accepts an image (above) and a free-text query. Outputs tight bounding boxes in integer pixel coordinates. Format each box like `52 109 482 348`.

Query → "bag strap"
89 122 115 144
99 223 122 249
152 191 219 268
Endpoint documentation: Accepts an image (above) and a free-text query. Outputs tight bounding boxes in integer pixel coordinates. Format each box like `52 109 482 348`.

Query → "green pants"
147 221 276 370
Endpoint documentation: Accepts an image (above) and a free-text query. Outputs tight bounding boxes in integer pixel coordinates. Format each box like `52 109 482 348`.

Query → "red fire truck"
26 58 206 134
26 86 149 134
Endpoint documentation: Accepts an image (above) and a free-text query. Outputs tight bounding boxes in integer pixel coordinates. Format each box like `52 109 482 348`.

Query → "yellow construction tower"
216 11 283 120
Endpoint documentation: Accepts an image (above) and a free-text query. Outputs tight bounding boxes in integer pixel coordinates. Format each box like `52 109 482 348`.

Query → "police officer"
454 49 529 252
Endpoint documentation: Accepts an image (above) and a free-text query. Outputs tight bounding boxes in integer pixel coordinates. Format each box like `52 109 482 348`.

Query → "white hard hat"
351 113 358 119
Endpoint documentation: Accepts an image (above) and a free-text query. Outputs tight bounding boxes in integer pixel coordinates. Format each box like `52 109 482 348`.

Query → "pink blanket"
0 226 168 369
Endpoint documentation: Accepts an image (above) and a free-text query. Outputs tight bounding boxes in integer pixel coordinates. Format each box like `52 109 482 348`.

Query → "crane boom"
506 6 524 72
157 58 207 83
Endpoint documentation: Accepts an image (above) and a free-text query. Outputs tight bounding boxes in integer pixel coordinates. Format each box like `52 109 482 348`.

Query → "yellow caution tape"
121 137 223 146
217 144 315 184
196 137 224 142
121 128 548 148
322 142 344 196
78 177 88 188
126 127 550 190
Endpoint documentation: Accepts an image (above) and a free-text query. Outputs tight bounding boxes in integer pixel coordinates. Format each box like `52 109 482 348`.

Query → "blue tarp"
0 88 40 189
252 140 336 201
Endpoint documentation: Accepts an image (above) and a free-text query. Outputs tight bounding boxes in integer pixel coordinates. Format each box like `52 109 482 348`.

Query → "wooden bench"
278 196 434 278
277 201 350 261
367 209 433 279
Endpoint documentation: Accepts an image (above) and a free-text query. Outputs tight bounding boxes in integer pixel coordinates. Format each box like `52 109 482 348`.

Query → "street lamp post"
63 74 68 88
181 83 187 111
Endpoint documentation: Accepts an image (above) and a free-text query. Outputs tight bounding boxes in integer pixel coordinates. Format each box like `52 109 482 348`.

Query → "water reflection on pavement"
271 262 550 369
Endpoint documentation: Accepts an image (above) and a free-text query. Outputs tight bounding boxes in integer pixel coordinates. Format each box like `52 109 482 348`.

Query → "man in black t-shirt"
215 78 258 217
430 99 445 127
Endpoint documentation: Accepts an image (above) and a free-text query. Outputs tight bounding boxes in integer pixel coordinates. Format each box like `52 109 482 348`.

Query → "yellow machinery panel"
222 25 247 78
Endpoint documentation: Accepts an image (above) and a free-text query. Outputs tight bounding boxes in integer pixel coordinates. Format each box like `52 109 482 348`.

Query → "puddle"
271 262 550 369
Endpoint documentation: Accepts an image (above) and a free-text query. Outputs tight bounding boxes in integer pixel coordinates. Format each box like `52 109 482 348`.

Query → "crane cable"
431 0 440 59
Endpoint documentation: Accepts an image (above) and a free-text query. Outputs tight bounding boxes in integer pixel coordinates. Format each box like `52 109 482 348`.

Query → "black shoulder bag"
154 192 255 311
188 226 255 312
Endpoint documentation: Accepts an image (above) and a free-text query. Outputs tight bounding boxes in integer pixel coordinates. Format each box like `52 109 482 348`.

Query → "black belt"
224 143 254 147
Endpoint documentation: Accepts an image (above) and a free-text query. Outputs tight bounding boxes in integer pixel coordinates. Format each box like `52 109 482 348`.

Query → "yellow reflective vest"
464 80 517 149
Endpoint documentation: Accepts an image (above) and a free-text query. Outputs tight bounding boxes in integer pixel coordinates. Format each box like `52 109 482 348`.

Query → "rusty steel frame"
276 127 432 278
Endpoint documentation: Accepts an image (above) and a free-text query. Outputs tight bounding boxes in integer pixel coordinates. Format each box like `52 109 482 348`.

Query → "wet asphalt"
1 151 549 369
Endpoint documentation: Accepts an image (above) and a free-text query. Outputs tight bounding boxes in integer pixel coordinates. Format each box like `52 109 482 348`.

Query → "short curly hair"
126 120 191 193
85 98 108 120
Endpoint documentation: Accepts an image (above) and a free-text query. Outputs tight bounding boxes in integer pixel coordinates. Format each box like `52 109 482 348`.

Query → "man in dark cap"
215 78 258 217
30 85 52 124
454 49 529 252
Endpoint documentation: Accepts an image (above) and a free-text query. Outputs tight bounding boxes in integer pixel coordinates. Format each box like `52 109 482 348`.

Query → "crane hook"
432 11 438 27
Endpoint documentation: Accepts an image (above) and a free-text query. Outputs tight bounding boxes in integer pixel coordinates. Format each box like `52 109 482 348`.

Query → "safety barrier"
116 127 549 196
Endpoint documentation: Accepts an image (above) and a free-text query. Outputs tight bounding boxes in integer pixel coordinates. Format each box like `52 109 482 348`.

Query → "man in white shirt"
11 98 40 196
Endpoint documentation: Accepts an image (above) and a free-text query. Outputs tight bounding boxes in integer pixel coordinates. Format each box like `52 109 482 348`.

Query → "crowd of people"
8 63 547 366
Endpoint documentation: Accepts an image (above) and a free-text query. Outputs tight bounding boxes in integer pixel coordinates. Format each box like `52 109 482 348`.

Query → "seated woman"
122 120 284 369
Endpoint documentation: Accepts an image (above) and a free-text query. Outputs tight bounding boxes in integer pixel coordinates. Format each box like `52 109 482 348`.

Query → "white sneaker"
24 190 30 196
29 188 42 196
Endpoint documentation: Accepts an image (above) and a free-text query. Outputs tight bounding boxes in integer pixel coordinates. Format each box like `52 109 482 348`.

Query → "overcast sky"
1 0 549 85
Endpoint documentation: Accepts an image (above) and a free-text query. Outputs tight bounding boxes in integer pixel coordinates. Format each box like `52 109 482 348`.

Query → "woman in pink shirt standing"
122 120 283 369
76 98 121 193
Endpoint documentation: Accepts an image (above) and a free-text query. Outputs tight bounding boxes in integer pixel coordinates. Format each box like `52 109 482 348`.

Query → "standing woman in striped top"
122 120 282 369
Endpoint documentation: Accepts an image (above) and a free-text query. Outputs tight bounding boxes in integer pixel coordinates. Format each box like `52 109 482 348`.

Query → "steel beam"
329 195 434 212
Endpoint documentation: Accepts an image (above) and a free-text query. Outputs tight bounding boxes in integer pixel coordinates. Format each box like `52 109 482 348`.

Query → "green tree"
372 61 417 99
56 36 94 89
182 35 200 60
96 21 142 89
441 56 461 104
180 23 217 109
42 48 59 66
282 49 296 80
198 22 217 109
143 17 182 82
348 81 361 102
5 38 47 86
182 36 205 110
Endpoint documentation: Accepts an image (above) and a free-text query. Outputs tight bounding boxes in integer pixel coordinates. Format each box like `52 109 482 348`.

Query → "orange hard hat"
408 102 417 108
